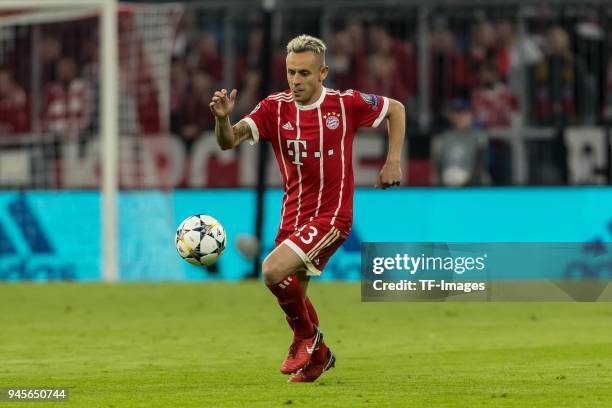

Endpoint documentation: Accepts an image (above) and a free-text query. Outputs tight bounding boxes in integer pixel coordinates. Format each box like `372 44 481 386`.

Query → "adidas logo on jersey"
282 122 294 131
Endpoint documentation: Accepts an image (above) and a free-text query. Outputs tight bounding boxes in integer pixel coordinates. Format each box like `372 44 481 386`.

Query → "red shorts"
274 220 347 276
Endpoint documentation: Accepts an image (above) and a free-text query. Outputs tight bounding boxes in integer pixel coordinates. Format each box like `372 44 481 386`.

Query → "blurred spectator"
471 63 517 128
172 12 196 59
234 69 262 120
190 32 223 83
271 46 289 91
0 67 30 134
573 17 605 124
431 99 490 186
362 25 416 104
235 28 264 89
467 22 498 85
170 58 189 135
429 27 473 125
81 35 99 83
495 21 513 81
39 35 63 85
328 30 355 90
346 19 368 85
364 51 395 99
178 70 215 149
472 21 498 54
134 71 162 134
496 20 542 78
42 56 92 138
328 20 367 91
118 12 162 135
495 20 543 101
531 26 576 125
80 35 100 133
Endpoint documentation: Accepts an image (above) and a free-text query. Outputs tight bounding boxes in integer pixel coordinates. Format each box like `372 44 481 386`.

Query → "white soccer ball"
175 215 226 266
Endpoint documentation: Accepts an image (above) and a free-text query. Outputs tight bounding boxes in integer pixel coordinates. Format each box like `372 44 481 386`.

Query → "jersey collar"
295 87 326 110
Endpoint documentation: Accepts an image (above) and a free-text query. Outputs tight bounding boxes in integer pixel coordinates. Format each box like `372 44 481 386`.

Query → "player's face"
286 51 328 105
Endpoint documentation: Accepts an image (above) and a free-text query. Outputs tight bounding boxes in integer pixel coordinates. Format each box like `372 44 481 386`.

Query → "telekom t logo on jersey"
286 139 334 166
286 140 307 165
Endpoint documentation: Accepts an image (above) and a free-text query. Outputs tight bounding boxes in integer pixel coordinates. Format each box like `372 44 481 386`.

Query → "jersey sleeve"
350 90 389 129
242 98 275 144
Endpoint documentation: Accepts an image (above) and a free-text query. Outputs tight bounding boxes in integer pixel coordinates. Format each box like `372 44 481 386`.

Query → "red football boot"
280 326 322 374
287 348 336 383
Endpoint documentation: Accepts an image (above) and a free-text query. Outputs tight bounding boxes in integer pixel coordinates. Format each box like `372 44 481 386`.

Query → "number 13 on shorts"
296 225 319 244
284 220 347 276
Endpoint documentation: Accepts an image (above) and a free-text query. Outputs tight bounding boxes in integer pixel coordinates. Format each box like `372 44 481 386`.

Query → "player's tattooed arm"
231 120 254 146
214 118 253 150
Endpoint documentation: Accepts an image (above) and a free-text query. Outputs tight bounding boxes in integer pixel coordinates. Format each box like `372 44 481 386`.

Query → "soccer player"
210 34 404 382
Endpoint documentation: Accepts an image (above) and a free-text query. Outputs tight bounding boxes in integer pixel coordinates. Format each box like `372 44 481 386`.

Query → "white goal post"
0 0 119 281
0 0 183 282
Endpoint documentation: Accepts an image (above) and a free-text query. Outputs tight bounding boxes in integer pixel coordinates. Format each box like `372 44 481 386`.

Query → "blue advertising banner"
0 188 611 281
0 192 99 281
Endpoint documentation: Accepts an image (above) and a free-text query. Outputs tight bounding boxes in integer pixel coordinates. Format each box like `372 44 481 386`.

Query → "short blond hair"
286 34 327 59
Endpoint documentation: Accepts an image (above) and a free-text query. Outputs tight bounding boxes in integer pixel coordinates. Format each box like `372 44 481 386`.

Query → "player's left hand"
376 161 401 189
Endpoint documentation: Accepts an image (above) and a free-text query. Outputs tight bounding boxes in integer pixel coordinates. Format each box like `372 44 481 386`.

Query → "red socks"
274 282 328 365
266 275 314 339
286 296 318 329
305 297 319 326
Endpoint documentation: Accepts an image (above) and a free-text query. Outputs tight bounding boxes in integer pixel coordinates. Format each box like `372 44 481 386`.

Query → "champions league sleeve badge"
360 93 380 111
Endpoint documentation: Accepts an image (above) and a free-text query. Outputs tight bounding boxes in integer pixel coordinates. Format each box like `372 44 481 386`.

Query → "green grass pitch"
1 282 611 407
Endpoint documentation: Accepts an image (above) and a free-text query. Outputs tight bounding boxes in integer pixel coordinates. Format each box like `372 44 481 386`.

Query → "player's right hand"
209 89 237 119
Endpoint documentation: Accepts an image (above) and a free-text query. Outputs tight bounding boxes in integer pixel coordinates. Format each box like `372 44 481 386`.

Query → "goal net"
0 1 182 281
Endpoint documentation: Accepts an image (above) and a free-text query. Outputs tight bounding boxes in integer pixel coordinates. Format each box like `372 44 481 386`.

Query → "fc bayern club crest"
324 112 341 130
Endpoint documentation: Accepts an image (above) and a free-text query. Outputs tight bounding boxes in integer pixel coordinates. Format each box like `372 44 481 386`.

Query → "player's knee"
262 257 288 285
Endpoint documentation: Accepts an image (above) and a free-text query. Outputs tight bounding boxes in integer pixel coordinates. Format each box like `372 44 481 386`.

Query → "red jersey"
243 87 389 236
470 84 517 128
42 79 92 137
0 87 29 134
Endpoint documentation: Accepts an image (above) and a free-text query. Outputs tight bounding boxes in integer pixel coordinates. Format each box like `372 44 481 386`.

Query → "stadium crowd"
0 10 611 186
166 15 612 135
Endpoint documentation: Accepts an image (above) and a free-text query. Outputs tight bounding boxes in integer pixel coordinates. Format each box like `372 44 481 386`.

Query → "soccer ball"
175 215 226 266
